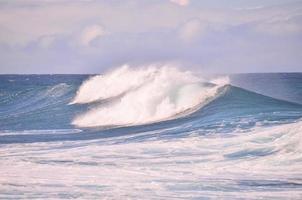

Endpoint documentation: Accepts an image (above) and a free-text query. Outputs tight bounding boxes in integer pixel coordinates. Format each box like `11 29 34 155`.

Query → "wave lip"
71 65 228 127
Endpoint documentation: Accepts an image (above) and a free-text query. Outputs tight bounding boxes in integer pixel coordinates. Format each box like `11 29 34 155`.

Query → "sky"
0 0 301 74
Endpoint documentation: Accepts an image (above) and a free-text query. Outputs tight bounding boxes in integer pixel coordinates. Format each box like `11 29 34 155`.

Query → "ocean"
0 66 302 199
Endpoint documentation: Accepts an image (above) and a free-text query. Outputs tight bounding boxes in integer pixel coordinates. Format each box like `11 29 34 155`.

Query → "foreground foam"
1 121 301 199
71 65 228 127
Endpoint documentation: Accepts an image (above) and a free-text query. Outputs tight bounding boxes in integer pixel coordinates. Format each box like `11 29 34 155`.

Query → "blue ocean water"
0 70 302 199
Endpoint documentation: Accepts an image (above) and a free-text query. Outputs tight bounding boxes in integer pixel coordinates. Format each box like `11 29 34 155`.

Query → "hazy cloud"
79 25 106 46
0 0 301 73
169 0 190 6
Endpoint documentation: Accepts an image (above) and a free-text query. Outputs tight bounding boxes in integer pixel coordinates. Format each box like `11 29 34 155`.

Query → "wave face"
72 65 227 127
0 71 302 199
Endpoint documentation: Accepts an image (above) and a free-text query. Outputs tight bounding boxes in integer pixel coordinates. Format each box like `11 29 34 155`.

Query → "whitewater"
0 66 302 199
71 65 228 127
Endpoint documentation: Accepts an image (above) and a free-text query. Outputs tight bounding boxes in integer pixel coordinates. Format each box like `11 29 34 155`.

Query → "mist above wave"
71 65 228 127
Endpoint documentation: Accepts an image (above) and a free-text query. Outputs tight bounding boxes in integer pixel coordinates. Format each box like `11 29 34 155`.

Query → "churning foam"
71 65 228 127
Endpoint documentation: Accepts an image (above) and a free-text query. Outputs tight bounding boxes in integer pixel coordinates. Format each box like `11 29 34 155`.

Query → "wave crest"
71 65 228 127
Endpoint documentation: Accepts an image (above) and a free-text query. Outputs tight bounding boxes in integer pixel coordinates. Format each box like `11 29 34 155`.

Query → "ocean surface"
0 66 302 199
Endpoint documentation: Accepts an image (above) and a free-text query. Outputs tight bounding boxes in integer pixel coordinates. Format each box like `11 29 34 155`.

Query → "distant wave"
71 65 229 127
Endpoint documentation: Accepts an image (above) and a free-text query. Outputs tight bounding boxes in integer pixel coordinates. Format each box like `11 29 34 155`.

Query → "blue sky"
0 0 301 73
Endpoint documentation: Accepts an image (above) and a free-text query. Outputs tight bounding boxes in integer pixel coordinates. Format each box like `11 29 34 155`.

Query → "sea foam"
71 65 228 127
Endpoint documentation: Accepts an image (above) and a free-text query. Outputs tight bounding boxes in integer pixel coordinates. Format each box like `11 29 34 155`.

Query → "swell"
0 72 301 132
0 81 84 130
191 85 302 130
0 85 301 144
0 83 71 114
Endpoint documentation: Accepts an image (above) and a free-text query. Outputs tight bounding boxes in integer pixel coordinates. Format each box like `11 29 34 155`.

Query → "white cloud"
0 0 302 73
79 25 106 46
178 19 226 43
178 19 204 42
169 0 190 6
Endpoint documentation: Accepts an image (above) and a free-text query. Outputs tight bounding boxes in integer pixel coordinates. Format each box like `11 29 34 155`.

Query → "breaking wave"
1 72 302 199
71 65 228 127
